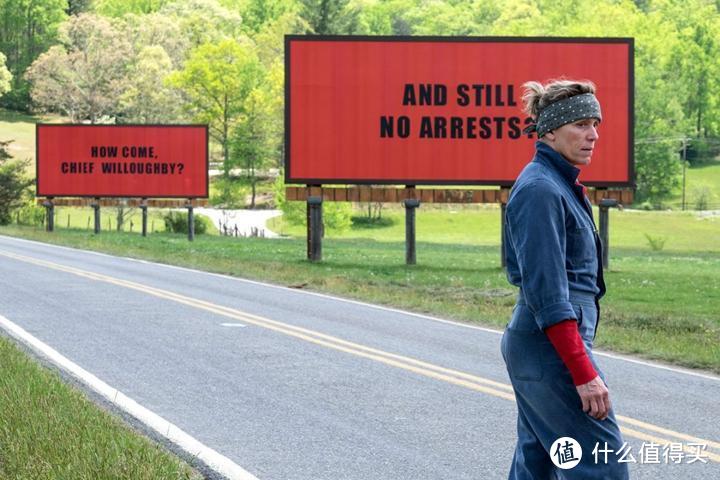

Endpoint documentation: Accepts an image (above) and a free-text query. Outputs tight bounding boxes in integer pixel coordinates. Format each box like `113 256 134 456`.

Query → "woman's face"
544 118 600 166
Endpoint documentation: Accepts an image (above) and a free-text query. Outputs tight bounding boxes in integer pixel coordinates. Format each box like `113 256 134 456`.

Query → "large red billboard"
37 124 208 198
286 37 634 187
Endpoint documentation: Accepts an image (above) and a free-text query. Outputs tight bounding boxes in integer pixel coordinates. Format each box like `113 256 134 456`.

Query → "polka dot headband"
524 93 602 137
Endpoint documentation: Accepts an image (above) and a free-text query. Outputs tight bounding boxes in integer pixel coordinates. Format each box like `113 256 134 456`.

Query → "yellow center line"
616 415 720 451
1 249 718 462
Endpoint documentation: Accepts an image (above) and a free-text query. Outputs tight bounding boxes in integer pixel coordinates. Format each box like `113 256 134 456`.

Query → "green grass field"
0 335 201 480
270 204 720 253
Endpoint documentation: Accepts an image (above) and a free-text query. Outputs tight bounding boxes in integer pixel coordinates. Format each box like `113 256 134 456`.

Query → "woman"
501 79 629 479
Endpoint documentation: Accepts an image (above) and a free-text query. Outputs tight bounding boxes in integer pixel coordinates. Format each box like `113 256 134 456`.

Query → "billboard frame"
36 123 210 198
284 35 635 188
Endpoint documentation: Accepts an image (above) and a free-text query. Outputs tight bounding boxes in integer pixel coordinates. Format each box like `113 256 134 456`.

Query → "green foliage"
210 175 252 208
273 170 306 225
67 0 93 15
159 0 243 47
0 52 11 99
15 199 45 226
239 0 300 33
272 172 351 231
162 211 211 235
93 0 170 16
0 141 32 225
299 0 361 34
351 215 396 228
634 142 683 202
324 202 353 232
121 12 190 68
0 0 67 110
691 185 714 210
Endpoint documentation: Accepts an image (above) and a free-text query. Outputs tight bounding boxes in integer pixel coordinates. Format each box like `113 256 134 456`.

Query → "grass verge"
0 335 201 480
1 223 718 373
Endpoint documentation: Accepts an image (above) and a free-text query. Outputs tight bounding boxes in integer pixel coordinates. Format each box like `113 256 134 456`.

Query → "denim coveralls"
501 142 629 479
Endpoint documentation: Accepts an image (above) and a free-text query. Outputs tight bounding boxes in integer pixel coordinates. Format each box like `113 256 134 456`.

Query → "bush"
162 211 211 234
644 233 667 251
210 177 245 208
272 173 352 232
351 215 396 228
16 201 45 226
685 138 720 165
691 186 714 211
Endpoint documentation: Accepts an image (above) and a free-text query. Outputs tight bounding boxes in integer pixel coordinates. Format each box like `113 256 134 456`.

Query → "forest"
1 0 719 204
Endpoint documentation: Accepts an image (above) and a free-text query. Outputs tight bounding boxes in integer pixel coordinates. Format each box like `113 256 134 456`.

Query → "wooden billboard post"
140 198 148 237
186 199 195 242
91 198 101 234
307 196 323 262
43 198 54 232
403 198 420 265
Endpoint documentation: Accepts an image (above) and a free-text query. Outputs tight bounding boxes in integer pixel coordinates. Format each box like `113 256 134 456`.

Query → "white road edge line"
2 234 719 382
221 323 247 328
0 313 259 480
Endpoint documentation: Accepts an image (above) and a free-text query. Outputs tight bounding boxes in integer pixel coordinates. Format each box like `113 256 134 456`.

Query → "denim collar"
532 141 580 187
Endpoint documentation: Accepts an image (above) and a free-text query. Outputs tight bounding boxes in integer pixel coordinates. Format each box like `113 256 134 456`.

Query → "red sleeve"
545 319 598 386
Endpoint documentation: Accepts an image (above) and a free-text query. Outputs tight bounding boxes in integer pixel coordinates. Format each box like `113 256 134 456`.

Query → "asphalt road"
0 234 718 479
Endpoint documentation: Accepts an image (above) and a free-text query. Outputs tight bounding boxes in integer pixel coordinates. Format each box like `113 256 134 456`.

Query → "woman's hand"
576 375 611 420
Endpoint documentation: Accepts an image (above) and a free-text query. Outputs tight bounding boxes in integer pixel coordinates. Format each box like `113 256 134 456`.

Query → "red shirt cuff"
545 319 598 386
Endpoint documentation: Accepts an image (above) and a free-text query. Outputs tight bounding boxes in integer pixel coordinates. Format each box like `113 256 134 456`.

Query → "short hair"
522 79 597 120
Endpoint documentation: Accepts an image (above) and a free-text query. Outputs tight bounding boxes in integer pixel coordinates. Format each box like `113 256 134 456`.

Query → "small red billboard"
285 36 634 186
37 124 208 198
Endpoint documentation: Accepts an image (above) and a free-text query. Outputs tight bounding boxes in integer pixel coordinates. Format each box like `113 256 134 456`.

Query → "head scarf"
523 93 602 137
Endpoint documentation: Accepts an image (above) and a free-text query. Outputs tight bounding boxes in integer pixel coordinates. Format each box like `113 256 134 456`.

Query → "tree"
168 39 263 177
230 64 287 208
299 0 361 34
24 13 132 123
159 0 243 47
0 141 32 225
118 45 186 123
231 89 270 208
0 52 11 98
121 13 190 68
0 0 67 110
